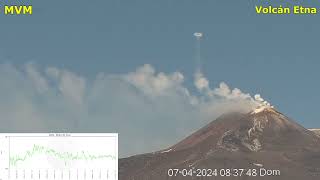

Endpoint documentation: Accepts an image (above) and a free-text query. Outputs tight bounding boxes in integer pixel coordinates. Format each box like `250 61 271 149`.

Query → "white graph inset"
0 133 118 180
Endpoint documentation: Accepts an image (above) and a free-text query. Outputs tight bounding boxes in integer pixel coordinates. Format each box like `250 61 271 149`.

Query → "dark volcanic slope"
120 108 320 180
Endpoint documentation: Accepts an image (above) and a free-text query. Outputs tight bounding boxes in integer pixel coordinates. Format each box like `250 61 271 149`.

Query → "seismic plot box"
0 133 118 180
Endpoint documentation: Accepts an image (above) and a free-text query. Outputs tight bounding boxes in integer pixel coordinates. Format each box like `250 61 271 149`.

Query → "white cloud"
25 63 49 93
125 64 186 97
0 63 266 157
194 72 209 92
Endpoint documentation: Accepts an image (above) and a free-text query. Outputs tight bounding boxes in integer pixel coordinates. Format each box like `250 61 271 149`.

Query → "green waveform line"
10 144 116 166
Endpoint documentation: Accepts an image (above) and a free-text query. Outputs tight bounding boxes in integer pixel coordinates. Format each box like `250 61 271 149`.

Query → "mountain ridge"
119 108 320 180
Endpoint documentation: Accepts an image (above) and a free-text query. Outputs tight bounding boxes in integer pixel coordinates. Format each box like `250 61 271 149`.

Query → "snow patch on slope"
160 149 172 153
309 129 320 136
253 163 264 167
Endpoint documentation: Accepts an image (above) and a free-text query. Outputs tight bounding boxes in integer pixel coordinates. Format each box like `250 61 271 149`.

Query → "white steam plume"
0 63 272 157
192 31 270 111
254 94 273 108
194 71 209 92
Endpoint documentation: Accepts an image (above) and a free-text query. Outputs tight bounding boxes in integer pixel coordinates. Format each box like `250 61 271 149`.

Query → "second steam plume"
193 32 208 92
194 32 203 74
192 32 273 111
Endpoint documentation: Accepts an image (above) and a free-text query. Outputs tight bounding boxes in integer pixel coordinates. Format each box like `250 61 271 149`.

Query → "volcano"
119 107 320 180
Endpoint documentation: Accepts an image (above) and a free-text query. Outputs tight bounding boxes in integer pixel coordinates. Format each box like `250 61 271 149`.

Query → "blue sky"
1 0 320 156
